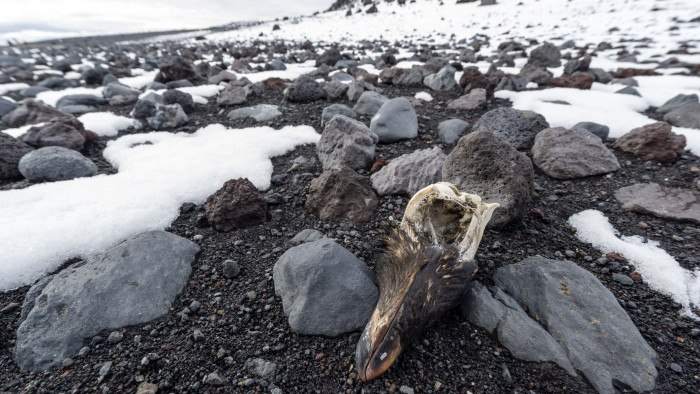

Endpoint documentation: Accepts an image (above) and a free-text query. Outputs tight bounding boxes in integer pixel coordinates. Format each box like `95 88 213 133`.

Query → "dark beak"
355 303 404 381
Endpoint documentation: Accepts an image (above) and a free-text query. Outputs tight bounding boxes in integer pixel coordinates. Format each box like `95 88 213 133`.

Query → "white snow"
77 112 138 137
568 209 700 319
415 91 433 102
2 123 42 138
35 86 104 107
118 70 158 89
0 83 30 95
231 60 318 83
0 124 319 291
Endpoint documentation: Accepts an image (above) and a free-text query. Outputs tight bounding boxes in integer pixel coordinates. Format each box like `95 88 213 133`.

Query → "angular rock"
321 103 356 128
447 88 487 110
550 73 595 89
438 118 470 144
146 104 187 130
288 229 326 246
102 83 140 99
528 42 562 68
423 66 457 91
472 107 549 150
0 132 34 179
227 104 282 122
493 257 658 394
163 90 195 114
217 84 247 107
394 68 425 86
2 100 65 128
205 178 267 232
369 98 418 143
323 81 349 100
306 165 378 224
208 70 238 85
20 116 97 151
317 115 377 171
316 48 342 67
616 86 641 96
370 146 446 196
571 121 610 141
18 146 98 182
612 122 685 164
13 231 199 372
353 91 389 116
663 102 700 129
55 95 108 111
273 237 378 336
442 130 533 227
518 64 552 84
532 127 620 179
459 67 494 98
657 94 698 115
155 56 201 84
284 76 326 103
244 358 277 380
615 183 700 224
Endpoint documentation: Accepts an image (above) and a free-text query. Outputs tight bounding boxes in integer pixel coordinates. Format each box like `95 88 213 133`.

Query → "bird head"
356 182 498 381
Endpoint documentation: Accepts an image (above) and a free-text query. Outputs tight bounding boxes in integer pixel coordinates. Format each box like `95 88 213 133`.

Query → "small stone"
193 329 205 341
564 250 576 258
399 385 415 394
223 260 241 278
107 331 123 344
203 371 225 386
98 361 112 377
669 363 683 373
612 273 634 286
189 300 201 312
136 382 159 394
62 358 74 368
0 302 20 313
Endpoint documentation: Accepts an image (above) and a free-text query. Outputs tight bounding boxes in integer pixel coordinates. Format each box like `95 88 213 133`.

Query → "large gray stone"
317 115 377 171
423 66 457 91
472 107 549 150
353 91 389 116
459 282 576 375
227 104 282 122
0 132 34 179
18 146 97 182
321 104 357 128
369 98 418 143
273 238 378 337
442 130 533 227
528 42 562 68
615 183 700 224
438 118 470 144
370 147 446 196
657 94 698 115
532 127 620 179
284 75 326 103
571 121 610 141
491 257 658 394
663 102 700 129
14 231 200 372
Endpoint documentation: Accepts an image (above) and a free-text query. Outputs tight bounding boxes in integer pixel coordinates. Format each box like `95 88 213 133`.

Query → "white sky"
0 0 333 44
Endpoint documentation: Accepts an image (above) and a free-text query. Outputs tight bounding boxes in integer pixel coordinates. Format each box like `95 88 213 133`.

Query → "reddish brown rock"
205 178 267 232
615 68 661 78
305 166 378 224
459 68 494 98
612 122 686 164
20 116 97 151
550 73 595 89
263 77 288 91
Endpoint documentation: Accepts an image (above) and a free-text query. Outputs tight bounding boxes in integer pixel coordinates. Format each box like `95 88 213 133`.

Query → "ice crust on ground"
77 112 138 137
569 209 700 319
0 124 320 291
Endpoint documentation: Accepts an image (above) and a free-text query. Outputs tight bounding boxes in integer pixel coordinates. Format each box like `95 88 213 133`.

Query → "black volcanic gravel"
1 76 699 394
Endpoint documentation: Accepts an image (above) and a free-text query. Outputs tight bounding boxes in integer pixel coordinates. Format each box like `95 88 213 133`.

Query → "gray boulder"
369 98 418 143
14 231 200 372
491 257 658 394
615 183 700 224
532 127 620 179
102 83 140 99
528 42 562 68
571 121 610 140
321 104 357 128
0 132 34 179
227 104 282 122
317 115 377 171
18 146 98 182
146 104 187 130
438 118 470 144
353 91 389 116
284 76 326 103
163 90 195 114
371 147 446 196
273 238 378 336
423 66 457 91
442 130 533 227
657 93 698 115
664 102 700 129
472 107 549 150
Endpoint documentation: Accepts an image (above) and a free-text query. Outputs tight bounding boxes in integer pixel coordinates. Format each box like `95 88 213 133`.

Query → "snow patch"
35 86 104 107
0 83 30 95
77 112 138 137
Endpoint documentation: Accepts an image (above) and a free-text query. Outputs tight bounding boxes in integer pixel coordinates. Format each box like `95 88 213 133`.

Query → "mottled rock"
18 146 98 182
613 122 685 164
532 127 620 179
155 56 201 84
0 97 18 117
447 88 487 110
205 178 267 232
370 146 446 196
472 107 549 150
423 66 457 91
273 238 378 336
284 76 326 103
306 165 378 224
442 130 533 227
317 115 377 171
369 98 418 143
244 358 277 380
146 104 187 130
518 64 552 84
20 116 97 151
102 83 140 99
163 90 195 114
615 183 700 224
550 73 595 89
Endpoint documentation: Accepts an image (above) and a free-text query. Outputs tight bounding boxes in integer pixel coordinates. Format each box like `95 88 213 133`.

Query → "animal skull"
400 182 499 263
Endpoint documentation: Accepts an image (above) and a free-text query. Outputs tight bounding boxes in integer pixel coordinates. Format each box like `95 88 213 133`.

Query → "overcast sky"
1 0 333 44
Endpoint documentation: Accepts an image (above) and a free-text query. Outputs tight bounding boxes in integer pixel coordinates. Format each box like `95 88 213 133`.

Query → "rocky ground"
1 4 700 391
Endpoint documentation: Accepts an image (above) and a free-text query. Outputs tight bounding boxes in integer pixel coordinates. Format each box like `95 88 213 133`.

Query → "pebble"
564 250 576 258
689 328 700 337
612 273 634 285
62 358 74 368
107 331 123 344
1 302 20 313
223 259 241 277
78 346 90 357
189 300 201 312
98 361 113 377
399 385 415 394
669 363 683 373
193 234 203 241
203 371 225 386
193 329 205 341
